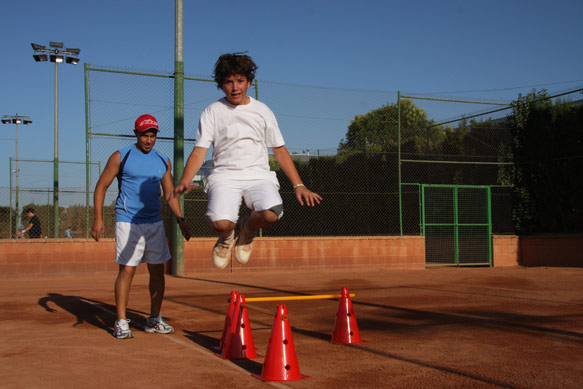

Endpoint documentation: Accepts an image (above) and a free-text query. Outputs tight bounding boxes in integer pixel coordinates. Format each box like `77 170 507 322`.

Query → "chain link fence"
1 63 525 240
1 158 101 239
397 94 516 236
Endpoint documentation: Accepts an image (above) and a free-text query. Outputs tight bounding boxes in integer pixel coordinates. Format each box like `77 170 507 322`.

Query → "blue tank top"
115 145 169 223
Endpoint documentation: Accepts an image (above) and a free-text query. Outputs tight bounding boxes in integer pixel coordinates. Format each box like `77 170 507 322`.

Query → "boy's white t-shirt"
195 97 285 187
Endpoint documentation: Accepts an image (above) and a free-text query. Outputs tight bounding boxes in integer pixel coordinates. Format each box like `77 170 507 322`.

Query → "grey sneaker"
113 319 133 339
145 316 174 334
235 216 255 264
212 231 235 269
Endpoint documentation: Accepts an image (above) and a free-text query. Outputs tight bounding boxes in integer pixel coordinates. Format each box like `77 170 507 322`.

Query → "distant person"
15 208 42 239
15 225 25 239
91 114 191 340
64 226 73 239
171 53 321 269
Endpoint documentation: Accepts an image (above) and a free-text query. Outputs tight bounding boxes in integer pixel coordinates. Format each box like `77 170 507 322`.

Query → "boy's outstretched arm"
161 159 191 240
168 146 208 201
272 145 322 206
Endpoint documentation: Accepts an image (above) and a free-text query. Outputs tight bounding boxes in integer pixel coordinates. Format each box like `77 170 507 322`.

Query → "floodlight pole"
53 57 60 238
15 121 20 223
16 121 20 227
2 114 32 235
31 41 80 238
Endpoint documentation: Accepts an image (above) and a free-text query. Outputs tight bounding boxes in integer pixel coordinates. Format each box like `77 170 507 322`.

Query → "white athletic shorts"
115 221 171 266
205 179 283 223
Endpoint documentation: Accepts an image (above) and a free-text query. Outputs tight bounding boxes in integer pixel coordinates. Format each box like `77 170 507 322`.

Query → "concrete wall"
518 235 583 267
0 236 425 277
492 234 583 267
492 235 520 267
2 234 581 277
182 236 425 273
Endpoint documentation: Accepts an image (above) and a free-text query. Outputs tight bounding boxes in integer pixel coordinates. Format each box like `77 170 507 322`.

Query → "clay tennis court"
1 266 582 388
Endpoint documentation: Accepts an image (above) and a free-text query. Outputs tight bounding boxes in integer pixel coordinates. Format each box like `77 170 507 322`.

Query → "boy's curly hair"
213 53 258 88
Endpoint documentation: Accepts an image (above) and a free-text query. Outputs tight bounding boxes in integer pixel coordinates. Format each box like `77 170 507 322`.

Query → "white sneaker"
113 319 133 339
212 231 235 269
235 216 255 264
145 316 174 334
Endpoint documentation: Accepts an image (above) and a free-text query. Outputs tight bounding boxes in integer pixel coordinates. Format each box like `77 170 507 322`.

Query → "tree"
338 99 434 154
510 88 583 233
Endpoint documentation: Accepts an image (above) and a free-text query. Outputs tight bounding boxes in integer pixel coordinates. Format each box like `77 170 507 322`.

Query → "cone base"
251 373 310 382
214 352 263 360
331 338 368 345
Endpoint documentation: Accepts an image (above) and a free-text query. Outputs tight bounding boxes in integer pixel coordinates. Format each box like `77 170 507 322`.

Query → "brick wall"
0 236 425 277
2 234 580 277
182 236 426 273
492 235 520 267
519 235 583 267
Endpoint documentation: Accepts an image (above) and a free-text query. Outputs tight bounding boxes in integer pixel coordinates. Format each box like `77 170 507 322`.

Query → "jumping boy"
171 53 322 268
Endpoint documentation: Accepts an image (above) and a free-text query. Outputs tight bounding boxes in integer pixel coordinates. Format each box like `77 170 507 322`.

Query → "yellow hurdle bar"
244 293 355 303
241 304 278 317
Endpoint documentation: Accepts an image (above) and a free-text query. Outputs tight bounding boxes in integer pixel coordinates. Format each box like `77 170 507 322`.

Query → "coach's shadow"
183 329 220 352
182 330 263 375
37 293 147 335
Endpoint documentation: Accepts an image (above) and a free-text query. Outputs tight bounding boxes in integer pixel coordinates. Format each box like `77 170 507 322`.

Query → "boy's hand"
168 184 194 202
295 186 322 206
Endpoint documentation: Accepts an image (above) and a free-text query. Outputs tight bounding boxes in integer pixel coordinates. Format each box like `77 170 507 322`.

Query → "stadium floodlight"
65 56 79 65
31 41 81 238
2 114 32 235
31 43 47 51
50 55 64 63
33 54 48 62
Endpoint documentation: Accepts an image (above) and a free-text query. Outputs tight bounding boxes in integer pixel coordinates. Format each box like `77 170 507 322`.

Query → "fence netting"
1 63 525 239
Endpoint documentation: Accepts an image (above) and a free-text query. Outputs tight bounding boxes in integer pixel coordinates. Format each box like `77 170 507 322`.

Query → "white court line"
91 302 290 388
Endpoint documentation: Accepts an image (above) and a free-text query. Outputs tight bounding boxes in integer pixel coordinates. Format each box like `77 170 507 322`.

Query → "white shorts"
206 179 283 223
115 221 171 266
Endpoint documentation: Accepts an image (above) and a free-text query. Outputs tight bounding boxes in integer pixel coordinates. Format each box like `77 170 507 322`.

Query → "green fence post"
84 62 91 238
172 0 185 275
420 184 426 236
9 157 13 237
453 187 459 265
487 186 493 266
397 91 403 236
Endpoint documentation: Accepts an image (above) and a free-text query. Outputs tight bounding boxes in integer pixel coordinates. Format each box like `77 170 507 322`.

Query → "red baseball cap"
134 114 159 132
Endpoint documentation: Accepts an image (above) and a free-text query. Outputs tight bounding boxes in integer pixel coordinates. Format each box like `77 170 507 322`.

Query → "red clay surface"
1 266 582 388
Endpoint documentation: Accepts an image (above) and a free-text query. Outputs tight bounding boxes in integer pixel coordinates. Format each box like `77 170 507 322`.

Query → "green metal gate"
422 185 492 266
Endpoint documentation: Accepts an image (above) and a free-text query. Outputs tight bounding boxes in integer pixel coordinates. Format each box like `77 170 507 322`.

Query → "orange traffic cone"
217 290 238 352
253 304 309 382
332 287 367 344
220 294 259 359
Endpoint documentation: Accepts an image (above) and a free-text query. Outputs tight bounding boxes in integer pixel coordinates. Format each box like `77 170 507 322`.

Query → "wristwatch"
177 217 185 224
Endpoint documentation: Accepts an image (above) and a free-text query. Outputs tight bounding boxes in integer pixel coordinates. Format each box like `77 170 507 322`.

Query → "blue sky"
1 0 582 192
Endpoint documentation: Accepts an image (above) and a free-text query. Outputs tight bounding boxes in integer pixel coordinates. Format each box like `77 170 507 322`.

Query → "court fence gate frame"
421 184 492 266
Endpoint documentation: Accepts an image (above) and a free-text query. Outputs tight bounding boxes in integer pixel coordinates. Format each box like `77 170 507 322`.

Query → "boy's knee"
211 219 236 234
263 204 283 224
